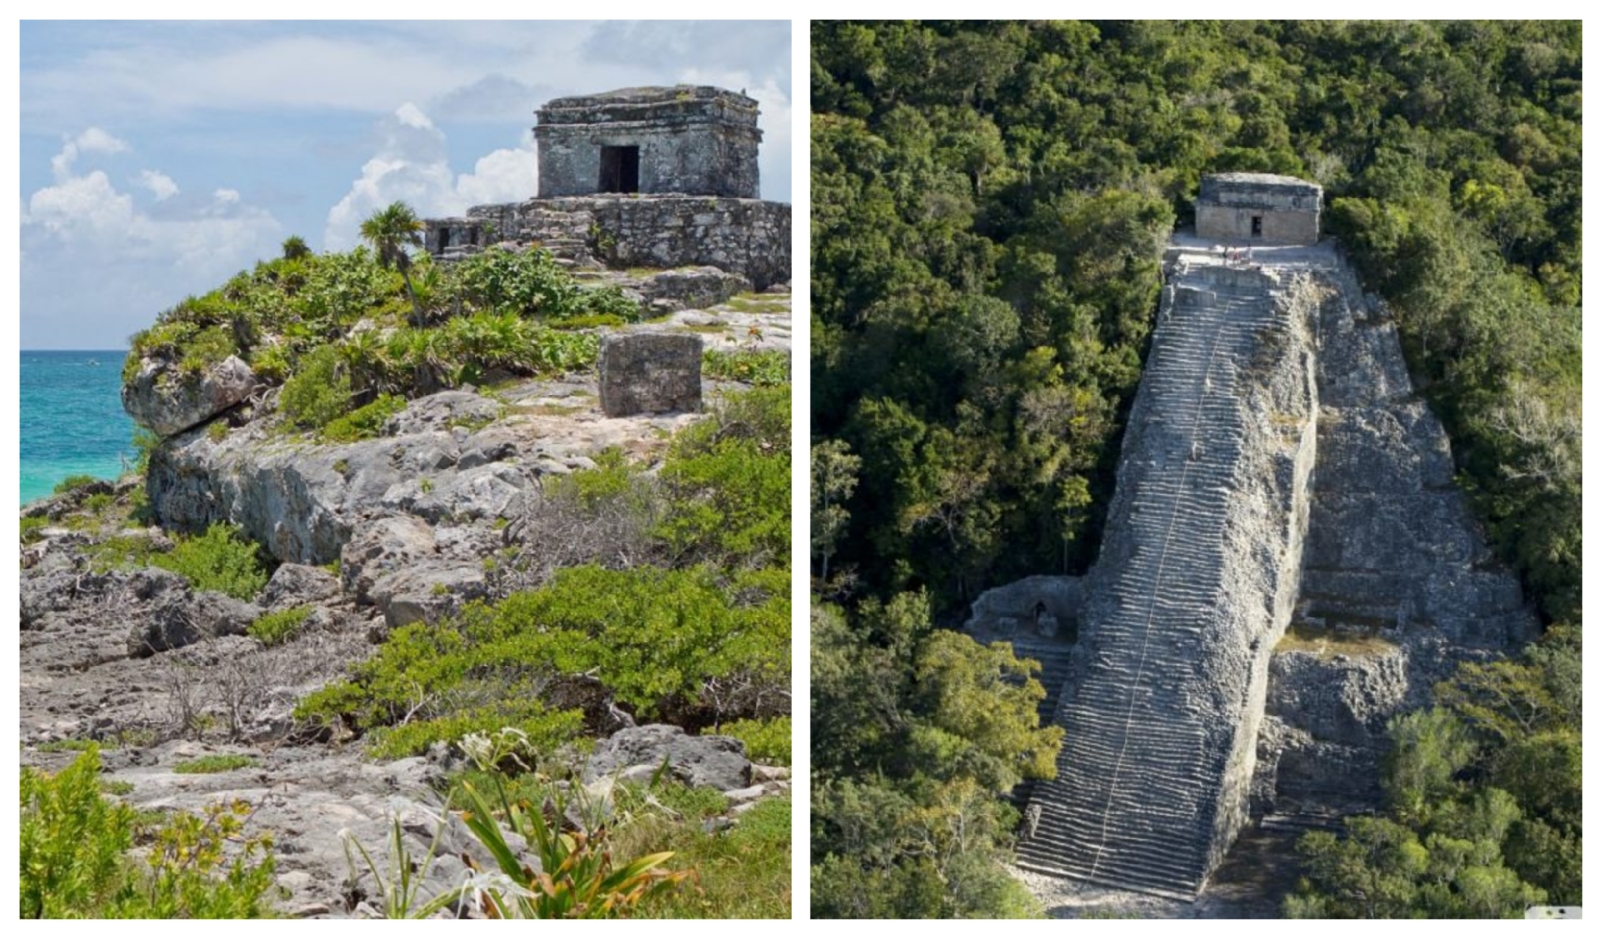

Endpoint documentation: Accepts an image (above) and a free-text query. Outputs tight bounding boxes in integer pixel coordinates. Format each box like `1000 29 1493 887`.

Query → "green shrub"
247 343 291 383
655 388 792 568
36 738 102 754
248 606 312 647
172 754 259 775
21 747 276 918
21 745 135 917
152 524 270 600
179 326 237 377
574 284 642 322
87 533 166 572
701 349 791 387
320 393 404 443
299 564 789 744
547 313 628 330
365 700 584 760
131 428 161 475
453 247 580 317
21 516 48 544
719 717 791 766
53 475 99 495
278 345 351 430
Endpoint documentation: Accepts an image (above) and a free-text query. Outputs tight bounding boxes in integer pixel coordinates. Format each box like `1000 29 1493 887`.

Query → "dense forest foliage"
810 21 1580 918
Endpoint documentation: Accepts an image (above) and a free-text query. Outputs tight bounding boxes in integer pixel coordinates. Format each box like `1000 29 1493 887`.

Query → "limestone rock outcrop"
584 724 752 792
122 355 258 437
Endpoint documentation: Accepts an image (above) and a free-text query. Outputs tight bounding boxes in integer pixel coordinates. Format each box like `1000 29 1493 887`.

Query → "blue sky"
17 20 793 350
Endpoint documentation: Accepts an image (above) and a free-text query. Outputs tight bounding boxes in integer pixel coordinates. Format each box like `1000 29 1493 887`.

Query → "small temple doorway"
599 145 640 193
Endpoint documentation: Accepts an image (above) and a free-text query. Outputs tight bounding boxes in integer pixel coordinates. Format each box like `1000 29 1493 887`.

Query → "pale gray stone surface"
598 332 703 417
122 354 258 437
584 724 752 792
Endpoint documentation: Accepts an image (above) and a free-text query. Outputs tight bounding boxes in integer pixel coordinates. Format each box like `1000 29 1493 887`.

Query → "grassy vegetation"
1274 624 1399 659
52 474 101 495
628 796 791 919
172 754 259 775
247 606 313 647
20 515 49 544
702 348 790 387
720 294 790 314
35 738 103 754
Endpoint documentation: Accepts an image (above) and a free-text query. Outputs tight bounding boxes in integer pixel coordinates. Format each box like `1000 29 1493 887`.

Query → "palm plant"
360 202 427 326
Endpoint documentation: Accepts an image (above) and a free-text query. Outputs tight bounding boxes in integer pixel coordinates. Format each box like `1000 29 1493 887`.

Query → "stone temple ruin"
1195 172 1322 245
424 85 789 291
535 86 761 199
970 176 1534 900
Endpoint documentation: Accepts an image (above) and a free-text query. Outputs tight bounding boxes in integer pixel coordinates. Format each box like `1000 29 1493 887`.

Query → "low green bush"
87 534 166 572
247 606 312 647
278 345 351 430
21 516 48 544
719 717 791 766
53 475 99 495
151 524 270 601
21 747 276 918
365 699 585 760
297 564 789 747
320 393 404 443
179 326 237 378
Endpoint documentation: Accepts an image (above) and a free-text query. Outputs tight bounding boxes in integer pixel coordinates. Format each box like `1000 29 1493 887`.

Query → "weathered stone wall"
1195 204 1320 245
534 86 760 199
1015 255 1321 899
1196 173 1321 245
429 196 791 291
1249 251 1535 831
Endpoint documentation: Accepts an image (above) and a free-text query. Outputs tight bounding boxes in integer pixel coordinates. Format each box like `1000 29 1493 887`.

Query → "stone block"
598 333 703 417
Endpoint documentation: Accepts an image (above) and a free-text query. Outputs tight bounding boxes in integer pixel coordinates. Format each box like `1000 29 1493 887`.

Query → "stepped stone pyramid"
1014 248 1320 898
976 237 1535 900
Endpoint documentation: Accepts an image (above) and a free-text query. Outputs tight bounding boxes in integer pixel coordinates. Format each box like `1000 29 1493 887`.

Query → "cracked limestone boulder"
122 355 258 437
339 514 438 605
584 724 751 792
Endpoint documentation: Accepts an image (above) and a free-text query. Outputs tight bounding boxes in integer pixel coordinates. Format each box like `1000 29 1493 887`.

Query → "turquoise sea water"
20 350 137 506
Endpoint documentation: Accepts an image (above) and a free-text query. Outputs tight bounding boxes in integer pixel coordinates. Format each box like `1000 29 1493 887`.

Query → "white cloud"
455 130 539 207
324 106 537 250
138 169 179 201
22 130 282 349
50 126 129 180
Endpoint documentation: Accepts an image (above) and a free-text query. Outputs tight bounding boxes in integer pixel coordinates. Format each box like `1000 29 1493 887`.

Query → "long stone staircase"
1015 261 1312 899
